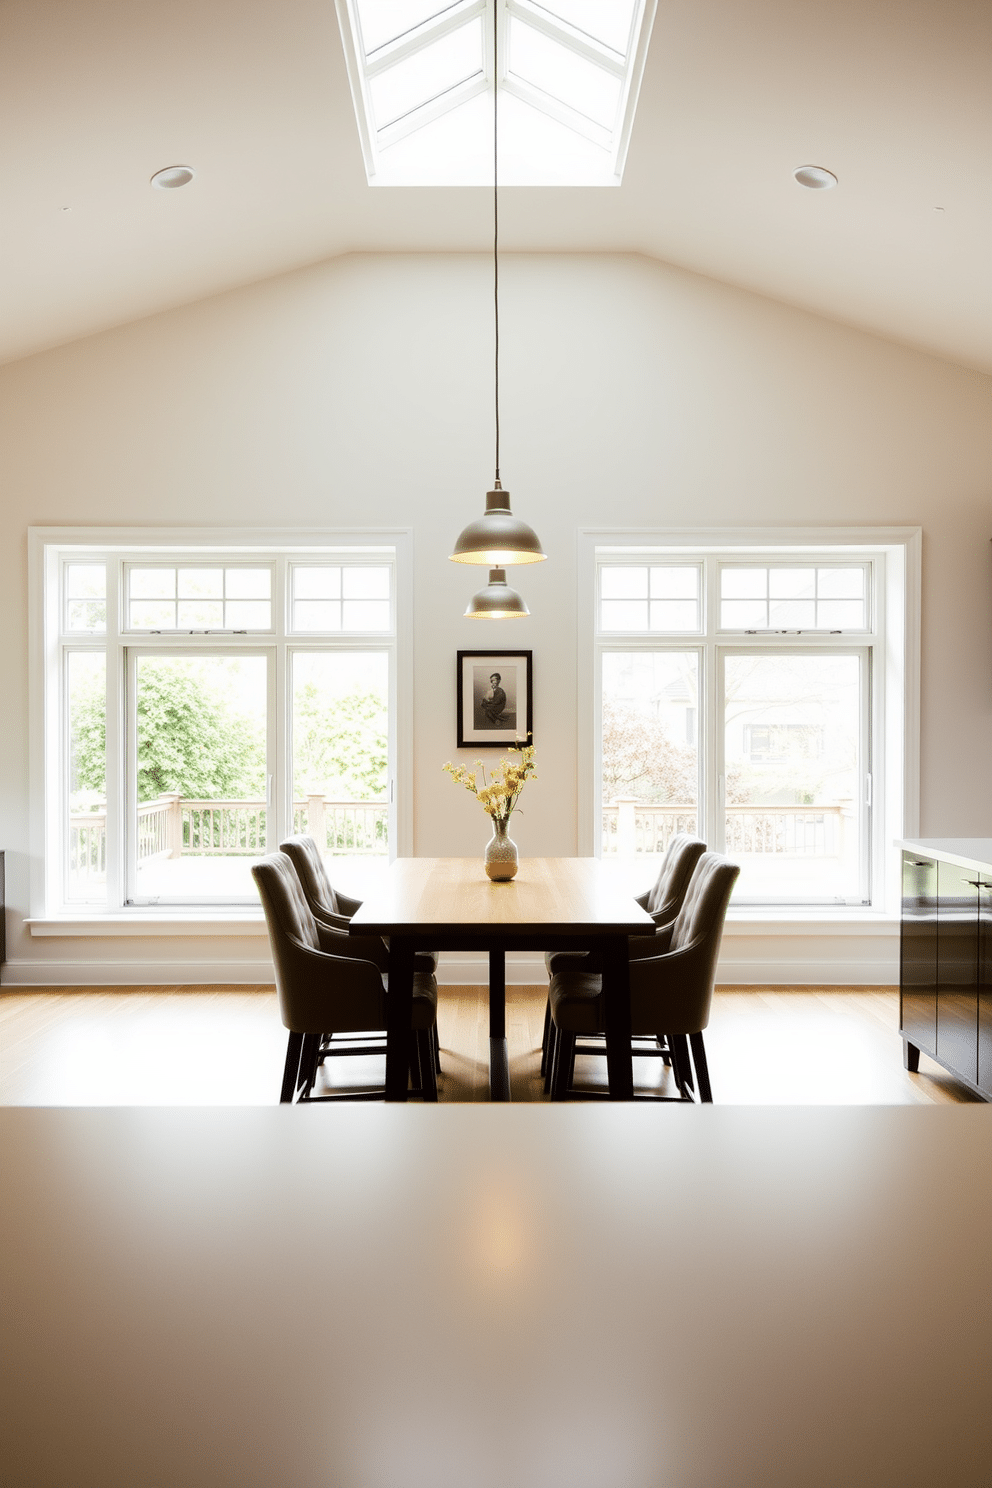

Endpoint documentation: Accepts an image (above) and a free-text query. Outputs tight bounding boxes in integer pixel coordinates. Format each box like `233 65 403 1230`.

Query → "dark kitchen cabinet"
900 847 991 1100
979 883 992 1095
900 853 937 1062
936 860 979 1086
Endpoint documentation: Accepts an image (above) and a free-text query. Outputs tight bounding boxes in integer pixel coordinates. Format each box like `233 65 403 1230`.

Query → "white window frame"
578 528 921 916
28 527 413 921
335 0 658 186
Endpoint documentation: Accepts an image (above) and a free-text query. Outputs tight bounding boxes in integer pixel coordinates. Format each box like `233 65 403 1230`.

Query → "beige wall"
1 252 990 980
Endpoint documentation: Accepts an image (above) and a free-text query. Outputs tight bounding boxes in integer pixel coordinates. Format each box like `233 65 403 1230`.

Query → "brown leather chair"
547 853 739 1102
280 834 439 973
252 852 439 1102
280 834 440 1074
541 834 707 1087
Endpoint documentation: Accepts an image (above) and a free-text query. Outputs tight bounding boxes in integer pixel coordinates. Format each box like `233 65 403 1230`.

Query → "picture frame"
456 651 533 749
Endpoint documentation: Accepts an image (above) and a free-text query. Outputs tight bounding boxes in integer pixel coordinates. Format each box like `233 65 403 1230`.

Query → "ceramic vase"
485 818 519 880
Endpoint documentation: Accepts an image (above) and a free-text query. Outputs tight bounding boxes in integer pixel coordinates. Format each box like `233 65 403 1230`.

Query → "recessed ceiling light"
150 165 195 190
794 164 837 190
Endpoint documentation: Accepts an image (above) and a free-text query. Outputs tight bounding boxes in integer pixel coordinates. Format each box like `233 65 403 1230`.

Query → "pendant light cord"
493 0 500 485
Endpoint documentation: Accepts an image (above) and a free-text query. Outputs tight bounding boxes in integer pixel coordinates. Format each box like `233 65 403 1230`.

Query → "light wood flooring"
0 983 981 1105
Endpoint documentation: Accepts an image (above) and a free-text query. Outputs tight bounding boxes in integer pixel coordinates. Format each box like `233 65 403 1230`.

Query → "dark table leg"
385 936 415 1102
602 934 633 1100
489 948 511 1102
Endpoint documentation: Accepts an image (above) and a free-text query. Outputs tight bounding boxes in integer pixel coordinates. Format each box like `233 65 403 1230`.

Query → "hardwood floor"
0 983 981 1105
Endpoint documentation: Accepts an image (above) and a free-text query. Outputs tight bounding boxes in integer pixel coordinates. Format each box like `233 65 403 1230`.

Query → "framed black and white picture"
456 651 533 749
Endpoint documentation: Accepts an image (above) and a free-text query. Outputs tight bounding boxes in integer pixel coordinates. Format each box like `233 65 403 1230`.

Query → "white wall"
1 252 990 982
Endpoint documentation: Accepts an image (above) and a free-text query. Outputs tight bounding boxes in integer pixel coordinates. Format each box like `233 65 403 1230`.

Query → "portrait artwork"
457 651 533 748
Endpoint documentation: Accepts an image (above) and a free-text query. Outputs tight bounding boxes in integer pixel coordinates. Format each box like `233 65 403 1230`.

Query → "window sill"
725 909 899 936
25 909 900 939
26 915 268 938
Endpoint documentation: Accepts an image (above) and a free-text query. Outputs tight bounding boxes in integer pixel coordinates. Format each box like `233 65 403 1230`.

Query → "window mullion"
105 562 125 911
708 639 725 856
862 645 873 906
702 557 720 855
267 646 282 854
274 558 289 852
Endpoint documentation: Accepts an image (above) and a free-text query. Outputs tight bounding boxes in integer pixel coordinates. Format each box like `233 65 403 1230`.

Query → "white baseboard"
1 948 899 988
714 958 898 986
1 960 276 986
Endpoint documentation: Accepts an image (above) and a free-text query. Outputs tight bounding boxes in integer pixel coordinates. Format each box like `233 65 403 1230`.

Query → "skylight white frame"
335 0 658 185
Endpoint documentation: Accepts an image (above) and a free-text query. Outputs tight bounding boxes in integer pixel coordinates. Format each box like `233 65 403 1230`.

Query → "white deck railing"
602 800 847 857
69 792 389 884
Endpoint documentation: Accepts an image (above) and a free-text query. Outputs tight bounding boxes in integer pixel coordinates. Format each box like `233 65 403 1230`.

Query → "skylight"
335 0 657 186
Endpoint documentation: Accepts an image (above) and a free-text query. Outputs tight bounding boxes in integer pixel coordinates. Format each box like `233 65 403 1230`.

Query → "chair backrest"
670 853 739 956
630 853 740 1036
252 852 384 1034
253 851 321 952
279 833 390 972
644 834 707 921
280 834 341 916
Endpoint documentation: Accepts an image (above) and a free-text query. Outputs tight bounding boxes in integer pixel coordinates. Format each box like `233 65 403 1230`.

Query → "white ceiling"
1 0 989 370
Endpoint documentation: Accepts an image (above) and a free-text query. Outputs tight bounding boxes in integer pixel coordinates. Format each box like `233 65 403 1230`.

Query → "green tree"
293 684 387 800
71 659 266 803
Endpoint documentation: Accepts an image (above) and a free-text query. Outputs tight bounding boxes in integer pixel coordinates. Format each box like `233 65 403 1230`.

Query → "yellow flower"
444 747 537 816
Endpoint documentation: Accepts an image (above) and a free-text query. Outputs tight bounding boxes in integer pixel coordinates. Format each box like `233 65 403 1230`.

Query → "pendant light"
464 568 530 619
452 0 547 593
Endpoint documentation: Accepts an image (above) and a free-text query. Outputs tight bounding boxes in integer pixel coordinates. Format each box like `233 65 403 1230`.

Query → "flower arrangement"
442 744 537 825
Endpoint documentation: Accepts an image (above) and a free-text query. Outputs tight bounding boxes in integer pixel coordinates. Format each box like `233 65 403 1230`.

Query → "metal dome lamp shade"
451 483 545 566
450 0 546 579
464 568 530 619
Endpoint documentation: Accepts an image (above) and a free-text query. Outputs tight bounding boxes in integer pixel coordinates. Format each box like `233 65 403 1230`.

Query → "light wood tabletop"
350 857 654 1102
349 856 654 938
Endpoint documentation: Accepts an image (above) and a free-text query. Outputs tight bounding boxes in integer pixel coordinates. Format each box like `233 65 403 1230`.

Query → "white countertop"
897 838 992 871
3 1104 991 1487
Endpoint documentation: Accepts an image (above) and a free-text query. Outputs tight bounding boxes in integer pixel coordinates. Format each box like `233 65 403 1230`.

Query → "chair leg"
297 1033 320 1101
550 1028 575 1101
544 1020 558 1095
668 1034 694 1100
408 1028 423 1094
540 995 552 1077
688 1032 713 1103
417 1029 438 1102
280 1031 304 1103
432 1022 442 1075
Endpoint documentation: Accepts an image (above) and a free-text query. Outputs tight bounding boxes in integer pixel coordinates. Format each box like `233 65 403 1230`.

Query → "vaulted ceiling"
1 0 989 370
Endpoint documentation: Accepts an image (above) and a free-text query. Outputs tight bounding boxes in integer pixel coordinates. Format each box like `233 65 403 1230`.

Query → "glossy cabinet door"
900 853 937 1057
936 860 979 1086
979 883 992 1097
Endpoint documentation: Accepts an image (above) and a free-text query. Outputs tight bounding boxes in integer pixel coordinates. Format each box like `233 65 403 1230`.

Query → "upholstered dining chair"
541 834 707 1088
252 852 439 1102
546 853 739 1102
280 833 440 1073
278 833 384 957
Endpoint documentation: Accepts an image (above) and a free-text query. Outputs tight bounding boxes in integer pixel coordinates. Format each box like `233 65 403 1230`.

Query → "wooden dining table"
348 856 655 1101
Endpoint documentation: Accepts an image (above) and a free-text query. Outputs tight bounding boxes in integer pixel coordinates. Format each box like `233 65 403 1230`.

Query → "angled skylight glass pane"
337 0 658 185
356 0 464 55
507 17 622 129
372 86 610 184
368 17 484 129
529 0 637 55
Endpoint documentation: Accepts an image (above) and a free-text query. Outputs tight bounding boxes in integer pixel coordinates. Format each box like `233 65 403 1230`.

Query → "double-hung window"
36 531 410 913
585 532 919 910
